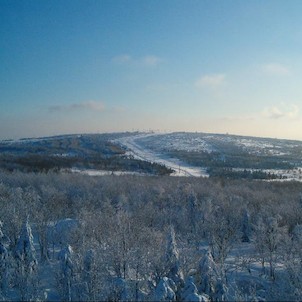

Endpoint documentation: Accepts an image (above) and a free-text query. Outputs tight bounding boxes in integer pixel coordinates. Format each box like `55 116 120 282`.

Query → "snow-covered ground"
70 168 148 177
232 167 302 182
232 138 291 156
138 132 215 153
112 133 209 177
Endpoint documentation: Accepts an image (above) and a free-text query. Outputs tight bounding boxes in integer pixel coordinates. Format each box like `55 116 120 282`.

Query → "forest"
0 134 172 175
0 170 301 301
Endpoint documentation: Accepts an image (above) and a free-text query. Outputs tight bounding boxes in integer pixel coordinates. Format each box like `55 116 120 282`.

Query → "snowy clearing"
113 133 209 177
70 168 148 177
233 167 302 182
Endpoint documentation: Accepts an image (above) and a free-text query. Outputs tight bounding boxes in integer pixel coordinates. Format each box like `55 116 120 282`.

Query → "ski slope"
113 133 209 177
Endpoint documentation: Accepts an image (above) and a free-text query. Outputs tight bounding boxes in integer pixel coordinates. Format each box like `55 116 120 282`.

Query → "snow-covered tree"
0 242 8 294
181 276 209 302
254 215 285 280
14 220 38 301
83 249 94 280
0 221 4 241
207 205 240 269
15 220 37 273
0 221 9 295
165 226 184 298
82 249 97 300
198 249 218 298
3 187 26 248
108 277 130 302
292 224 302 246
241 209 251 243
212 278 228 301
153 277 176 302
109 205 132 280
57 245 74 301
187 189 199 236
283 224 302 300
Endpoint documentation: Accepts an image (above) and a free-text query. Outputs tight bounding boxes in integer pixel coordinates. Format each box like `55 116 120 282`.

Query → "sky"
1 0 302 140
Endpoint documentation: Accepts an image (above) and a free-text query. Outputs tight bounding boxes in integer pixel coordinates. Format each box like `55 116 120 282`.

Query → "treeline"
0 133 172 175
207 167 284 180
0 171 302 300
168 150 293 171
0 153 172 175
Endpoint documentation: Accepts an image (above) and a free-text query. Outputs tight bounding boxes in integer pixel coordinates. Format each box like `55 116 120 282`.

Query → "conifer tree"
0 221 9 295
58 245 74 301
153 277 176 302
14 220 38 301
181 276 209 302
165 226 184 290
241 209 251 243
15 220 37 273
198 249 218 298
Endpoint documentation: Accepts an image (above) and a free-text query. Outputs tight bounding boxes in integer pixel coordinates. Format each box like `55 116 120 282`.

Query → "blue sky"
1 0 302 140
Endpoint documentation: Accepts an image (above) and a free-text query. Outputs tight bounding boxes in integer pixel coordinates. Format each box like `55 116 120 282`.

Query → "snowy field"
112 132 302 180
232 167 302 182
1 131 302 180
133 132 215 153
70 168 148 176
113 132 302 181
139 132 301 158
224 137 295 156
112 133 209 177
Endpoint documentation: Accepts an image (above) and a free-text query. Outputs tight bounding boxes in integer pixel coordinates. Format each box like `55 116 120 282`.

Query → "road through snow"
113 133 209 177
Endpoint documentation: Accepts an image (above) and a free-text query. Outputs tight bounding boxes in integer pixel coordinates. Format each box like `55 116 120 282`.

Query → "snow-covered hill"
113 132 302 180
1 131 302 180
113 133 209 177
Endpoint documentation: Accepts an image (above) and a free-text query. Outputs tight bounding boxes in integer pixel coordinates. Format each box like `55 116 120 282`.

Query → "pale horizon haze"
2 0 302 140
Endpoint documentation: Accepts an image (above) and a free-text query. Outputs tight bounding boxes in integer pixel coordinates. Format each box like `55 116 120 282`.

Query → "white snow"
70 168 148 177
142 132 214 153
226 137 294 156
113 133 209 177
232 167 302 182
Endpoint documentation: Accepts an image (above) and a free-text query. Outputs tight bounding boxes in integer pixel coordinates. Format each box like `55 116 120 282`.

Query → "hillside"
114 132 302 180
0 133 172 176
2 131 302 180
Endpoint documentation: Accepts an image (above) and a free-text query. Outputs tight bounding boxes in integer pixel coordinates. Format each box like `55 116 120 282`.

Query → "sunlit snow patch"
113 133 209 177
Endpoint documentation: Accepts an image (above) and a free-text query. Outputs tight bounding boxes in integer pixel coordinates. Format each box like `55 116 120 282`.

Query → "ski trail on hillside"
113 133 208 177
